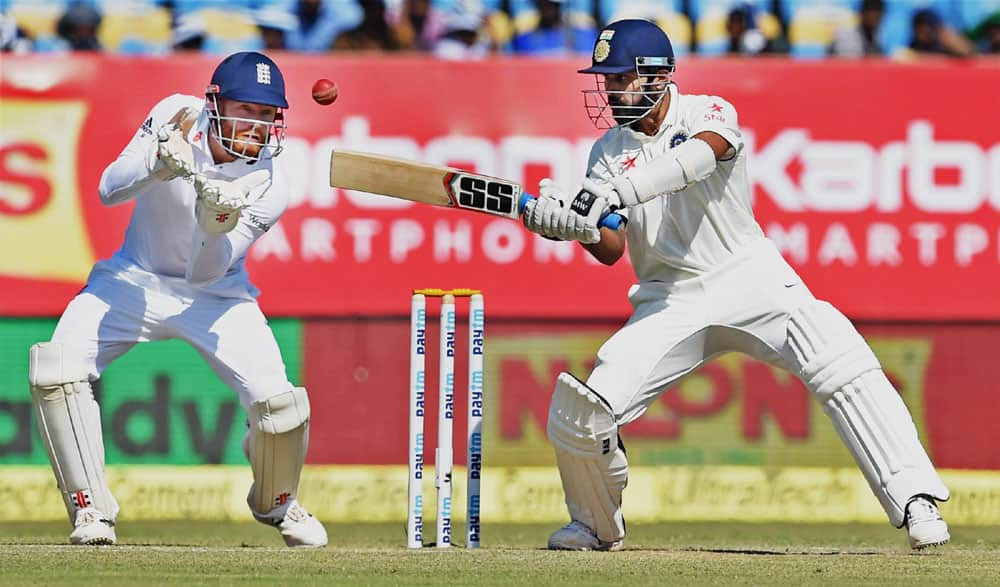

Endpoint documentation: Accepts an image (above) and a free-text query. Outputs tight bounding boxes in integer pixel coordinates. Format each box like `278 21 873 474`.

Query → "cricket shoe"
906 495 950 550
547 521 623 551
70 508 116 545
253 499 328 548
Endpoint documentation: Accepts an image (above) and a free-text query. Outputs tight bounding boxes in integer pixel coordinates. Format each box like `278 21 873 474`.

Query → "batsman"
521 19 950 551
28 52 326 547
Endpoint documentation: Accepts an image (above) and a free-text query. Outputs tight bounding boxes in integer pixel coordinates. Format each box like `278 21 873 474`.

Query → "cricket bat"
329 149 625 230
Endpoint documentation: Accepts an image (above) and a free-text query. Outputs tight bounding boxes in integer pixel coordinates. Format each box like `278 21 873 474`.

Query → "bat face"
444 172 521 220
329 149 625 230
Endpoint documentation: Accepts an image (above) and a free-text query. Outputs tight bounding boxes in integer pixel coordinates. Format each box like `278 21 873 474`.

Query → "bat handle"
518 193 625 231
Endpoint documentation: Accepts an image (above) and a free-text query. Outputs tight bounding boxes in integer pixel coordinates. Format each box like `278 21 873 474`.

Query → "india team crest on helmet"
594 40 610 62
594 29 615 62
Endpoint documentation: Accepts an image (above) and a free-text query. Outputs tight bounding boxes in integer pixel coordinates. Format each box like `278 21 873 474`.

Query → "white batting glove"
538 178 572 205
523 178 574 240
581 176 637 208
148 123 196 181
193 169 270 234
556 190 614 244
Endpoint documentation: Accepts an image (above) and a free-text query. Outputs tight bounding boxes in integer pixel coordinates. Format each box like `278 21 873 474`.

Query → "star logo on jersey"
710 103 724 113
622 152 639 170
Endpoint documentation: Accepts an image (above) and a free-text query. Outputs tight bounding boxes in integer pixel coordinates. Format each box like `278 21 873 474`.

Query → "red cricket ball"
311 79 339 106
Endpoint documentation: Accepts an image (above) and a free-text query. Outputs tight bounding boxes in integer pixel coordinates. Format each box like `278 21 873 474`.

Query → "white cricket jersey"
96 94 288 300
586 84 765 283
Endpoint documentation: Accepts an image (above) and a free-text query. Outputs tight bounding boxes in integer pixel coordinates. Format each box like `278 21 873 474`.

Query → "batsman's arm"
583 224 627 266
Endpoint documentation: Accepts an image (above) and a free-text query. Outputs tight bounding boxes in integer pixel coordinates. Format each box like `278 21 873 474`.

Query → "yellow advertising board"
0 99 94 282
3 465 998 526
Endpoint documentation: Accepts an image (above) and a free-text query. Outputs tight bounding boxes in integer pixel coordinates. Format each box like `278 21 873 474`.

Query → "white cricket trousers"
50 266 294 410
590 238 847 423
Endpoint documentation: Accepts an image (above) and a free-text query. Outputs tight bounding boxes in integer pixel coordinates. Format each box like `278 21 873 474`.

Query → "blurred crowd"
1 0 998 59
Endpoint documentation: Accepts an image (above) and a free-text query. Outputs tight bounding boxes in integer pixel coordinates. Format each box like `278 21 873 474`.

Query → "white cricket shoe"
906 496 950 550
274 502 328 548
70 508 116 545
547 521 623 551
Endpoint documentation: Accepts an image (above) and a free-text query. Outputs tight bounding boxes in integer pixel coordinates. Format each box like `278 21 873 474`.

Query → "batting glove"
555 190 614 244
523 178 574 240
581 176 637 209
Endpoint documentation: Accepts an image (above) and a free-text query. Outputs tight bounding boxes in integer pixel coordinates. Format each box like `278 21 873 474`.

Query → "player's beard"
609 94 657 127
216 121 268 160
231 132 265 159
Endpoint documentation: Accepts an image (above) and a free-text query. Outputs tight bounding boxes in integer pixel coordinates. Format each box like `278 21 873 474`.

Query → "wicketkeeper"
28 52 326 547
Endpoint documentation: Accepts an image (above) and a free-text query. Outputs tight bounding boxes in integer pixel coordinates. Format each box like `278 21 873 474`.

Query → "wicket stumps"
408 288 485 549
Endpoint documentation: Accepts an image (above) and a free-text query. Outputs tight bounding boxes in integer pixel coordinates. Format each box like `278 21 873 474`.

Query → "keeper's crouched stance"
28 52 326 547
525 20 950 552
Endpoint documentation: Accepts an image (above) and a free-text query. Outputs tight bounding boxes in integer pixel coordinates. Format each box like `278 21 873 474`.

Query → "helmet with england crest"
205 51 287 161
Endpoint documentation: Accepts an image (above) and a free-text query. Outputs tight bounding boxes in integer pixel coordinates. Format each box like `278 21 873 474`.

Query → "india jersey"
586 84 765 283
96 94 288 299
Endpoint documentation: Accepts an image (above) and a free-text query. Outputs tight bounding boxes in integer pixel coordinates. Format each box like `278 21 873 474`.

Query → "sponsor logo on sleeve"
247 213 271 232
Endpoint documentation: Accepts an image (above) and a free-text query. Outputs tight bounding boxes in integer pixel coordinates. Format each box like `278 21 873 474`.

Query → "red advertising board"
2 56 998 319
302 319 1000 470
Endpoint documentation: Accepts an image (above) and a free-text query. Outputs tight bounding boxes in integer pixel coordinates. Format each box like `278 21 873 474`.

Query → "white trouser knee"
788 302 949 526
547 373 627 543
246 387 311 519
29 342 119 523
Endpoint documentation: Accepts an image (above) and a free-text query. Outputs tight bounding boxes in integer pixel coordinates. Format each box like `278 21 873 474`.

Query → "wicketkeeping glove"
148 123 196 181
193 169 270 234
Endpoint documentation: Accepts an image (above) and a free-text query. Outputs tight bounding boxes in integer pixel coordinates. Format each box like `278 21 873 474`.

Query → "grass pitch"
1 521 998 585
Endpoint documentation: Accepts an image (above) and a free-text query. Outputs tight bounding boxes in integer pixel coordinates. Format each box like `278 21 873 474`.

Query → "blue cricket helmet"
578 19 675 75
208 51 288 109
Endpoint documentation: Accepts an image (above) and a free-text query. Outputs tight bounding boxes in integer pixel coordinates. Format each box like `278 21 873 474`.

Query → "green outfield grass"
1 521 998 585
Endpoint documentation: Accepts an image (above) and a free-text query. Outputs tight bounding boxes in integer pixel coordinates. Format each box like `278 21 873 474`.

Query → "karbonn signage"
1 56 998 319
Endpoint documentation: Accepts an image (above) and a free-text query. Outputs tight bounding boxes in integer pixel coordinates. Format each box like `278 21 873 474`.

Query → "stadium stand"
2 0 997 58
689 0 781 55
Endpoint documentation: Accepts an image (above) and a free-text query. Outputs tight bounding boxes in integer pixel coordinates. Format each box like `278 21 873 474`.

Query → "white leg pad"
788 303 949 527
247 387 311 519
29 342 119 524
547 372 627 543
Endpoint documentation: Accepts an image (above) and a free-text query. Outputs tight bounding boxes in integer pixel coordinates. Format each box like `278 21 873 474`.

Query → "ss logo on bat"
452 174 517 217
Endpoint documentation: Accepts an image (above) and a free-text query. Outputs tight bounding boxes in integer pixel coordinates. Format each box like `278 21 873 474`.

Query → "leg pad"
29 342 118 523
247 387 311 519
546 373 627 543
787 304 949 527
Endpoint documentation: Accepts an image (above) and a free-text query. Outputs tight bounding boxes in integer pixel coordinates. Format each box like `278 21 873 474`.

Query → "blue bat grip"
518 193 625 231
